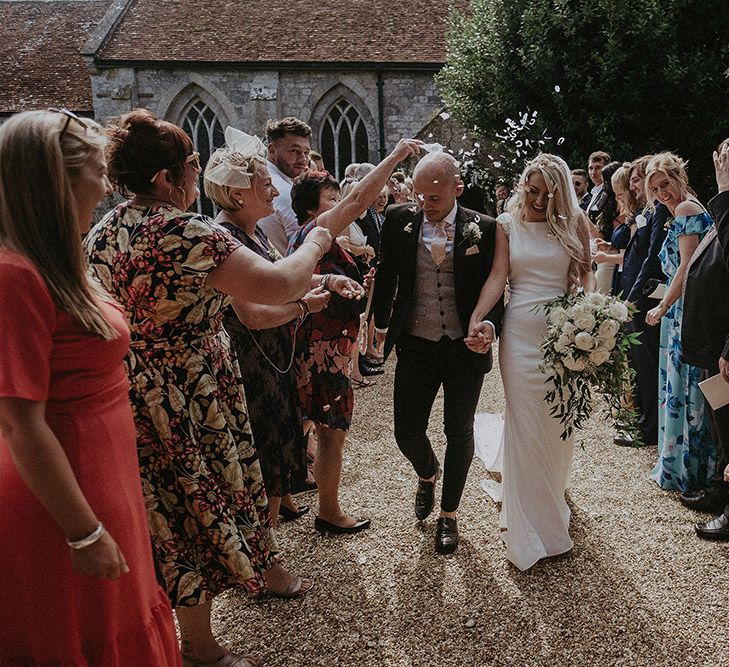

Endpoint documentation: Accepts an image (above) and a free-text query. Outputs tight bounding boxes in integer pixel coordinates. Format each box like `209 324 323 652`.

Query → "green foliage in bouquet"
539 291 642 441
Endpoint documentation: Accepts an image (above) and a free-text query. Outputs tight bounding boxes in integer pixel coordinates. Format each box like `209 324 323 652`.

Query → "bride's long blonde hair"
507 153 591 290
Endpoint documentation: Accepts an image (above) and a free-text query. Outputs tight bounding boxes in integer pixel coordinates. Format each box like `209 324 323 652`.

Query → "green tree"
437 0 729 198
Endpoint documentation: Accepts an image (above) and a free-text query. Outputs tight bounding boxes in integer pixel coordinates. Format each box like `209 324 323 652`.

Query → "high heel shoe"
278 504 310 522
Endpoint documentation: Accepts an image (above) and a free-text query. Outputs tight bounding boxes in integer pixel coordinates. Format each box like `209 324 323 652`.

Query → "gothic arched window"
320 99 369 180
181 98 225 216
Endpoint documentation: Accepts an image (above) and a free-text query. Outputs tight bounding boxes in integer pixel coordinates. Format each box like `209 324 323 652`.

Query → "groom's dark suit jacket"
372 202 505 373
682 191 729 369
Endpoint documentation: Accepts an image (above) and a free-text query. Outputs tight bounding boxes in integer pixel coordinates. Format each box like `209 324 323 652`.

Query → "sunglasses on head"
48 108 88 142
150 151 202 184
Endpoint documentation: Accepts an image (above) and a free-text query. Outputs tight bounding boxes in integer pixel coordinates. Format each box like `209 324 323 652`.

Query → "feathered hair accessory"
204 126 267 189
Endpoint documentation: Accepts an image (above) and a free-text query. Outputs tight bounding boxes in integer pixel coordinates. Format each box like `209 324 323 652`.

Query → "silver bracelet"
305 239 325 258
67 522 105 550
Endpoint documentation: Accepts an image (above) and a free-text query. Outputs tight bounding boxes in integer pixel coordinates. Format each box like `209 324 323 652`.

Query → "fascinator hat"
203 126 268 189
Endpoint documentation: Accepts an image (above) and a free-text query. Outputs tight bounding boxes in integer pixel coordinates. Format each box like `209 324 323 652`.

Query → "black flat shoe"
360 362 384 377
415 468 441 521
278 504 310 522
680 488 729 514
314 516 371 534
435 516 459 554
695 513 729 540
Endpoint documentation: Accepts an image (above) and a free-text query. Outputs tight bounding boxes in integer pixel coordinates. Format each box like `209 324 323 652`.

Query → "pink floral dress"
85 203 275 607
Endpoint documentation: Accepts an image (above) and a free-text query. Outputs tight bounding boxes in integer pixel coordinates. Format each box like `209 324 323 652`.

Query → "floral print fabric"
289 220 359 431
85 203 275 607
652 211 716 491
221 224 308 497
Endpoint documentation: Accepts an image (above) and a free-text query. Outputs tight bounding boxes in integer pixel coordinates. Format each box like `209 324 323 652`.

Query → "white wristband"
67 522 105 550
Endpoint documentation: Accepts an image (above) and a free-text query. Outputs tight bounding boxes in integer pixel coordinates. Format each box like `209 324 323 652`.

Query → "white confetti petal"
554 85 561 92
439 111 451 120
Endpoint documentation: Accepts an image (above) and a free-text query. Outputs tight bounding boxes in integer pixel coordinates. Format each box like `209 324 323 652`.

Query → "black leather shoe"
290 479 317 495
680 488 729 514
415 468 440 520
694 513 729 540
314 516 371 534
360 361 384 376
279 504 310 522
435 517 459 554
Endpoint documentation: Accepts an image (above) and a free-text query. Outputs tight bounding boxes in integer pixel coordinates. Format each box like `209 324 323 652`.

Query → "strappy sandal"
352 377 375 389
181 651 263 667
265 574 315 599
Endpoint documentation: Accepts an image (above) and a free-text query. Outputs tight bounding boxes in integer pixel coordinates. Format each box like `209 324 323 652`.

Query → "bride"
466 154 595 570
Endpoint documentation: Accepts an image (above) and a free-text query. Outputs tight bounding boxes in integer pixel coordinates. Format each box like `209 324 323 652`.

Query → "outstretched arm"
465 225 509 353
316 139 421 238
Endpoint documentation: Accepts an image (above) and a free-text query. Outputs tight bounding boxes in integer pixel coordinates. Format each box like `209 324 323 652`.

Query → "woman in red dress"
0 110 180 665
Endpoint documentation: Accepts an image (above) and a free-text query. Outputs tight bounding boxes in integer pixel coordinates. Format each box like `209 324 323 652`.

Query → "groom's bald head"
412 152 464 223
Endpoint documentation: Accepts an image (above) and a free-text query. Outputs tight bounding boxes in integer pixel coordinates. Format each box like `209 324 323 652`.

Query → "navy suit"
621 203 669 445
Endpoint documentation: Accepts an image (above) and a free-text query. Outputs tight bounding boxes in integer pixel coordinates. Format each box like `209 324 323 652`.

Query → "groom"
372 152 504 553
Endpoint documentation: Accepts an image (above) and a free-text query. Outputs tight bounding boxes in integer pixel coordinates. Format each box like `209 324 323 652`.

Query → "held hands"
713 142 729 193
71 531 129 580
464 321 494 354
328 275 366 301
304 226 333 256
302 286 331 313
645 302 668 326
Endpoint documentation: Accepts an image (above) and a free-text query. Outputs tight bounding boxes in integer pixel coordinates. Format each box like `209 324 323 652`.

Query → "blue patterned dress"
652 211 716 491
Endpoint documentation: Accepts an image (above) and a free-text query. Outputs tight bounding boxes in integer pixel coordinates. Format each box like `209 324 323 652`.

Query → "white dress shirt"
256 160 301 255
421 203 458 253
587 183 604 213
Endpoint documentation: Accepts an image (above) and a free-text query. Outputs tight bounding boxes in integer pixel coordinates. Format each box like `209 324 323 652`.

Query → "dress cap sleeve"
0 257 54 401
496 212 513 238
675 211 712 237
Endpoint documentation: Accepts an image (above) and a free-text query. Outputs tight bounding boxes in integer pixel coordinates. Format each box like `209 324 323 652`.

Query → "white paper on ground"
699 373 729 410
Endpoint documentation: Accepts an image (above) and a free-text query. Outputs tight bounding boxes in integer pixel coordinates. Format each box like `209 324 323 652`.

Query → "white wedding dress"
476 212 575 570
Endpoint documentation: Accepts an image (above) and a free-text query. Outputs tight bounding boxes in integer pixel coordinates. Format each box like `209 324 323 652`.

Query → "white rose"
562 322 577 337
563 354 586 372
574 332 594 350
597 336 616 350
586 292 607 308
589 348 611 366
598 319 621 338
608 302 629 322
573 312 596 331
548 306 569 326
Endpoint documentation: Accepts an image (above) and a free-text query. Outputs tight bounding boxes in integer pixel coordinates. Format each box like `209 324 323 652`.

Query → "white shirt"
256 160 301 255
421 203 458 254
587 183 604 212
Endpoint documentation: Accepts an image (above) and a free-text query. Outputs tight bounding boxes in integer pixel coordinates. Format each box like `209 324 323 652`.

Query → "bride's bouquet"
540 291 641 441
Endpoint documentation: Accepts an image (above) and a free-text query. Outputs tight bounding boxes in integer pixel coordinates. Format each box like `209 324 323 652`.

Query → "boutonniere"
403 222 413 234
462 217 482 245
408 205 418 214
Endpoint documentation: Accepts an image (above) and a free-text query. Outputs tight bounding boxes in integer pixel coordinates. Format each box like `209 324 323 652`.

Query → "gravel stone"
209 350 729 666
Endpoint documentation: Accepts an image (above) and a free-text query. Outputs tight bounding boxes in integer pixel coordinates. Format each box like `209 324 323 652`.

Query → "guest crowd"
1 105 728 667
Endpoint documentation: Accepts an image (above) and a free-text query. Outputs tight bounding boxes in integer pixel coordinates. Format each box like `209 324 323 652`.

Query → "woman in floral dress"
84 109 332 667
645 152 716 491
286 139 421 535
203 128 363 527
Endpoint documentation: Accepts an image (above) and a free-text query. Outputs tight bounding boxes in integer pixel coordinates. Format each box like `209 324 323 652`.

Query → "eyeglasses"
48 108 88 142
149 151 202 184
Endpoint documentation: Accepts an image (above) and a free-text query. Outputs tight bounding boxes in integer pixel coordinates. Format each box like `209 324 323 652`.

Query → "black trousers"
393 334 486 513
628 311 660 444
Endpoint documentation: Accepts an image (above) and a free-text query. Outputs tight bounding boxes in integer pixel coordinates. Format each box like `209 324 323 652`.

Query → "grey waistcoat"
405 235 463 341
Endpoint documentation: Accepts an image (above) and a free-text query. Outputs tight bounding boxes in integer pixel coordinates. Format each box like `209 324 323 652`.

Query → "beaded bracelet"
67 522 105 550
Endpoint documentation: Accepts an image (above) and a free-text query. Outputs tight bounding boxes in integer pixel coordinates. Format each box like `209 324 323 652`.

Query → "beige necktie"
430 221 448 266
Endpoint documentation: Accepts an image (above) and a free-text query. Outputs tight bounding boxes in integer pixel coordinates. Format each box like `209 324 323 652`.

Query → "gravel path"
212 350 728 667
